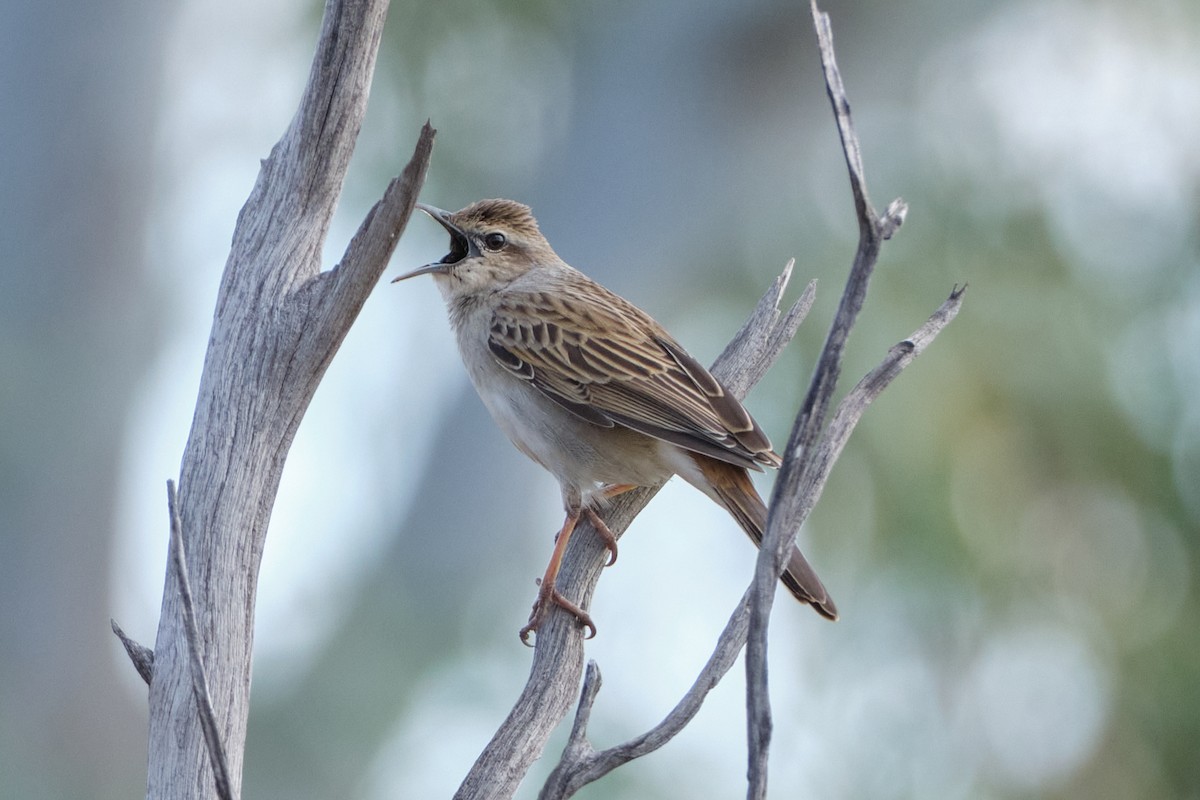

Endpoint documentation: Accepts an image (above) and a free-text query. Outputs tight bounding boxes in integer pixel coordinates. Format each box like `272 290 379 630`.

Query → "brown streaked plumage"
395 198 837 643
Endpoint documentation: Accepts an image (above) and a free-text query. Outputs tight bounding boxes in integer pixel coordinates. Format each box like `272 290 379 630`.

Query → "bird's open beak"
392 203 477 283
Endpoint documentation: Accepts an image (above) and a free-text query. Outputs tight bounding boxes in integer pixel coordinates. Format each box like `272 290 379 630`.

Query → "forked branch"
136 1 434 796
535 2 965 798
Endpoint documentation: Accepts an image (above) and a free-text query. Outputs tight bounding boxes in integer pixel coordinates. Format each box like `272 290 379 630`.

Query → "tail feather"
690 455 838 621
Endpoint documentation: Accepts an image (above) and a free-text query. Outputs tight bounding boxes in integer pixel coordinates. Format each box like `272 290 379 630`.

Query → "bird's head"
394 199 557 297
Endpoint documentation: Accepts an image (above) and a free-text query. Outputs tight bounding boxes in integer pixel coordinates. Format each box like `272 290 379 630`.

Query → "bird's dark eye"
483 232 507 251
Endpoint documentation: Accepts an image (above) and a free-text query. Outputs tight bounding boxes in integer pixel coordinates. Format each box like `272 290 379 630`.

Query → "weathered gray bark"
138 0 434 796
745 3 908 796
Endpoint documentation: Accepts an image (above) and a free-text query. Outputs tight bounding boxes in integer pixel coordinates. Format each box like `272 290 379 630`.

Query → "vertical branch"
745 2 909 796
141 0 434 796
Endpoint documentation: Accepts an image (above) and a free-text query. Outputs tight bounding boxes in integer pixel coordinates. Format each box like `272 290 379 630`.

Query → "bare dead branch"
454 264 814 800
542 660 603 794
143 1 434 796
713 262 817 400
540 591 753 798
816 285 966 474
743 3 934 796
166 480 236 800
111 619 154 686
746 1 897 792
316 121 436 328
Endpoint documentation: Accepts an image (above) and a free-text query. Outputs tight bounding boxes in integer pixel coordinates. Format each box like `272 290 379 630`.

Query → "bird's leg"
587 483 637 566
520 511 596 645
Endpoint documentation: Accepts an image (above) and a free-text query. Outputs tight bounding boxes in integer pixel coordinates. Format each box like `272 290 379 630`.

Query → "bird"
393 198 837 643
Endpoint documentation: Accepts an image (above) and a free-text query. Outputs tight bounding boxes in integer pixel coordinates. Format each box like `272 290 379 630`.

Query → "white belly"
464 346 672 506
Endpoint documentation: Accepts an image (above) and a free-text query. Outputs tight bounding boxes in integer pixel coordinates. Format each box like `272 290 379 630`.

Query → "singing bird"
394 199 836 643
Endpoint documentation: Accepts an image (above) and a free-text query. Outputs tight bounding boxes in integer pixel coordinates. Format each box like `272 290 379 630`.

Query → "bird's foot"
519 580 596 646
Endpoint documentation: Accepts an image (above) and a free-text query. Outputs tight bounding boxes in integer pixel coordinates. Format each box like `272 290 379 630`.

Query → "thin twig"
815 285 966 476
713 264 817 400
546 661 603 789
322 121 436 315
746 3 910 794
744 1 897 796
167 479 236 800
111 619 154 686
540 592 752 798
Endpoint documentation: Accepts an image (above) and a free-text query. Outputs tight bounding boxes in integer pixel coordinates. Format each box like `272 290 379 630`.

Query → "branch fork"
525 3 965 799
116 1 436 796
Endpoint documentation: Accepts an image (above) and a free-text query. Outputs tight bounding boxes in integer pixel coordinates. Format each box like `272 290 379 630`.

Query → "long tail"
690 455 838 621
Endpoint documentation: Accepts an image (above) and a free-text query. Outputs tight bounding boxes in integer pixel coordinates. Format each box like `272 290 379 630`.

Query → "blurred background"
2 0 1198 797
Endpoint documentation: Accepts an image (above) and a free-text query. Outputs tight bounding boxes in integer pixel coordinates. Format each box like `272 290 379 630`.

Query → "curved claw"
584 508 619 567
518 584 596 645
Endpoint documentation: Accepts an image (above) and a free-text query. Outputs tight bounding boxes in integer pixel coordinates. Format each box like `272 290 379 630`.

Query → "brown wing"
487 276 781 471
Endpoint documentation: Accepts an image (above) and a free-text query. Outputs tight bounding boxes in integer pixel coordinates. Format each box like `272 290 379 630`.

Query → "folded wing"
488 281 781 472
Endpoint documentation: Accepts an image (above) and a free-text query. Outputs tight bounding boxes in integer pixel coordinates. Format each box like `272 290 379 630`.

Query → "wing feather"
488 276 779 470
